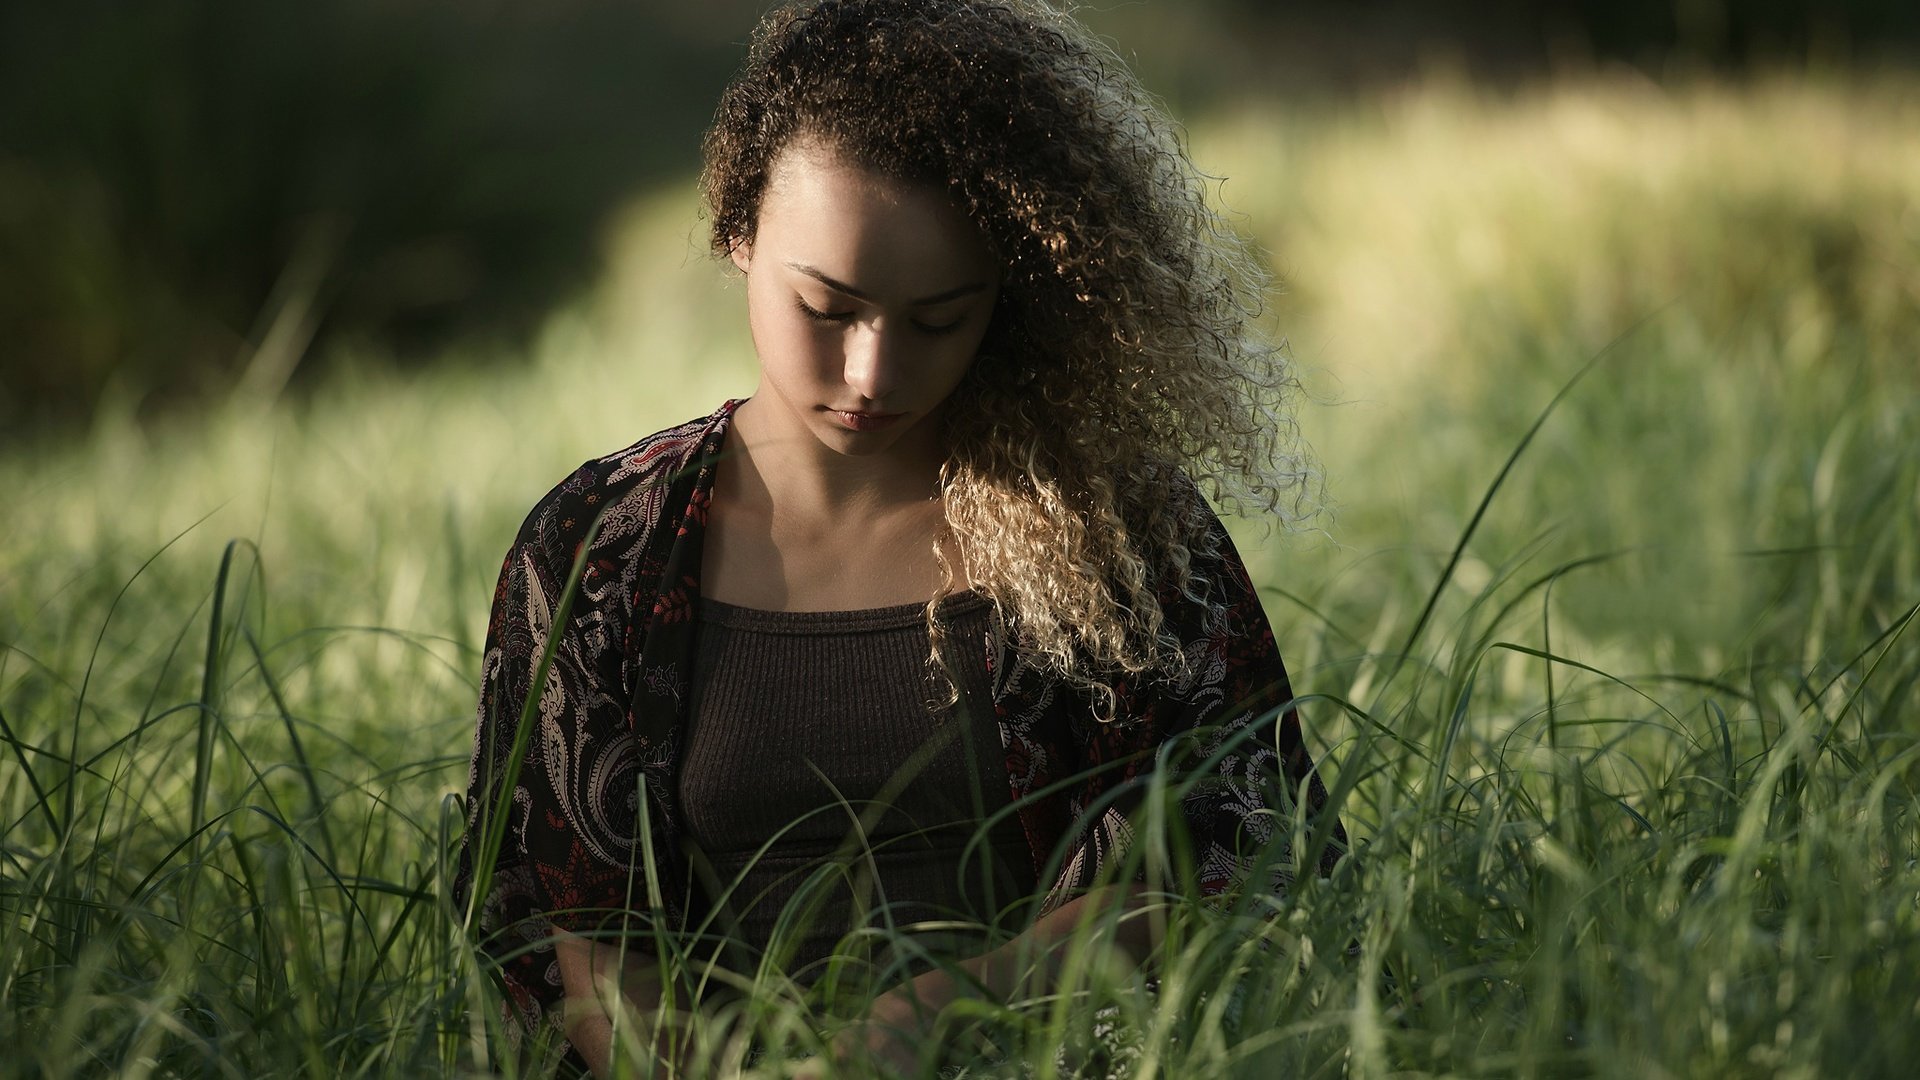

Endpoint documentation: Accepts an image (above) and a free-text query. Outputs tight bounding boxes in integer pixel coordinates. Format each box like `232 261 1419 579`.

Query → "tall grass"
4 75 1918 1076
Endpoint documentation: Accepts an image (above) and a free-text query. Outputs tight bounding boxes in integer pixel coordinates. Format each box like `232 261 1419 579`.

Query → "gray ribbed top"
679 590 1035 980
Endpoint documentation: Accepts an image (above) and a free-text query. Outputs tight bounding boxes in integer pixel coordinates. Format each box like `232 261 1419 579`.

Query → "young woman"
457 0 1344 1074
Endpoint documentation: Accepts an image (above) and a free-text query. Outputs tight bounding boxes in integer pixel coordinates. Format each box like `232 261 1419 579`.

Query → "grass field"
4 74 1919 1077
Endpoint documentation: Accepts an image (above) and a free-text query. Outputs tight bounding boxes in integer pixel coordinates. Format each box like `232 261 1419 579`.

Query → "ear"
728 236 752 274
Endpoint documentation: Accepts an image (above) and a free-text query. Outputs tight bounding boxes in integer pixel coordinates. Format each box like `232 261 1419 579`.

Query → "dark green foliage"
0 0 741 435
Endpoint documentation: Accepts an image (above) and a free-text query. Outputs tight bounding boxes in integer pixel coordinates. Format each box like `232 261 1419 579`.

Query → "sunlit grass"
4 73 1919 1077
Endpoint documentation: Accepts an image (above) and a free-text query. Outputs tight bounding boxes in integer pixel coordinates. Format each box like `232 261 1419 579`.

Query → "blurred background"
5 0 1917 696
4 0 1915 435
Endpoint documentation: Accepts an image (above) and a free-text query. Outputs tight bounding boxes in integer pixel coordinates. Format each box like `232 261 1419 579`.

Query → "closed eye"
912 318 964 336
794 297 854 323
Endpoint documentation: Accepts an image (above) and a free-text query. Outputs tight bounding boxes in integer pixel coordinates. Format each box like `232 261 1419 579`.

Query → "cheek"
944 320 995 378
932 341 982 392
747 292 821 374
751 302 792 351
747 277 785 338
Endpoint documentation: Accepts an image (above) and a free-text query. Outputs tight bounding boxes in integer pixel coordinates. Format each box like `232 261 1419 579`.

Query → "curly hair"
700 0 1315 716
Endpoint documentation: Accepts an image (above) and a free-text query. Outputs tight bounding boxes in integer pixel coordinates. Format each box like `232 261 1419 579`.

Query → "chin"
815 427 902 456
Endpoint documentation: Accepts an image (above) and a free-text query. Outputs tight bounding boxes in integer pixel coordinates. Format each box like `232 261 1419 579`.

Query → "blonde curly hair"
701 0 1315 715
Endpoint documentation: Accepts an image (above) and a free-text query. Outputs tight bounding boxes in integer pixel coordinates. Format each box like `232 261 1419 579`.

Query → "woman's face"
731 139 1000 461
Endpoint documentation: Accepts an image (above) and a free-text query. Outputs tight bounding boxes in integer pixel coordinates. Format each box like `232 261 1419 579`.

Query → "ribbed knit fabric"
679 590 1035 980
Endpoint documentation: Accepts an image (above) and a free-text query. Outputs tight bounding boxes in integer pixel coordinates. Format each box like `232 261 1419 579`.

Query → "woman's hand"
554 931 704 1079
795 967 957 1078
794 886 1158 1076
853 966 963 1072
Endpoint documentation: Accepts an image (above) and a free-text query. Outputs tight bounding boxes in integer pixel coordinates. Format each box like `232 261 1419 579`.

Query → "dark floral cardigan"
455 399 1343 1037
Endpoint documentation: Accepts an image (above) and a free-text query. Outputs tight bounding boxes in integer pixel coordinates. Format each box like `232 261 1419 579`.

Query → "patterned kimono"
454 399 1343 1038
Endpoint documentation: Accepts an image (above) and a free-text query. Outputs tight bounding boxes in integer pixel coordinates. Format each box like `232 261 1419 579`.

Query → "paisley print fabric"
453 399 1345 1041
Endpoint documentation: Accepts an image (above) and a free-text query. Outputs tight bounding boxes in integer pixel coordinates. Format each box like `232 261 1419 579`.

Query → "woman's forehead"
756 141 999 293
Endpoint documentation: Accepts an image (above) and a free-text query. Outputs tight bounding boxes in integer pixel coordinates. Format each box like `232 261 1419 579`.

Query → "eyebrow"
784 261 988 306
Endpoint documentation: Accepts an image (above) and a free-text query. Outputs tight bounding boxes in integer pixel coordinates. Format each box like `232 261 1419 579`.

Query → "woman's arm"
820 884 1159 1074
553 933 695 1080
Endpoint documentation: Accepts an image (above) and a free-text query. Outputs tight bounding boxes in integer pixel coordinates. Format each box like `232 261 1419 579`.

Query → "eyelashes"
793 296 964 336
794 296 853 324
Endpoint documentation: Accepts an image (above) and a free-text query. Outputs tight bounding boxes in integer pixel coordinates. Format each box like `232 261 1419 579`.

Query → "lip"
826 408 906 433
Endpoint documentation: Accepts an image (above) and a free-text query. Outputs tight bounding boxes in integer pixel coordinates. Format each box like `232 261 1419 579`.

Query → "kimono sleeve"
1039 507 1347 911
1154 515 1346 900
462 482 652 980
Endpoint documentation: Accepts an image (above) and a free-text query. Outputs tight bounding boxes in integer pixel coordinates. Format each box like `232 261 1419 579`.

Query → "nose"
841 321 901 402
